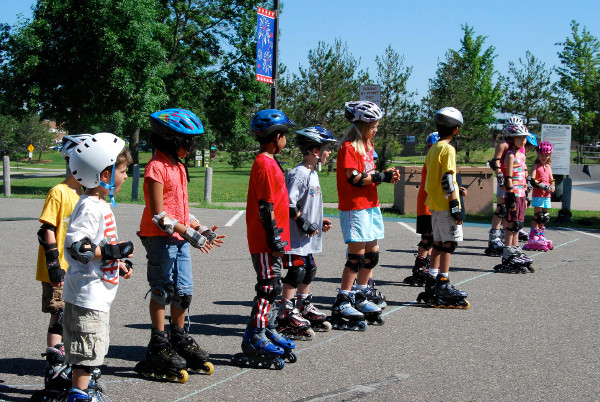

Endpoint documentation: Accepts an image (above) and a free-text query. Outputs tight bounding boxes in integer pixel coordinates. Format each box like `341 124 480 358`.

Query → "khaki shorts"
41 282 64 314
431 210 463 243
63 302 110 367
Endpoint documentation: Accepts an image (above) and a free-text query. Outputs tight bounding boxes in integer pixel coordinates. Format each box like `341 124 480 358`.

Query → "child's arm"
345 168 399 187
441 171 463 224
489 142 506 188
290 204 319 237
548 165 555 192
37 223 64 285
190 215 225 246
259 199 288 256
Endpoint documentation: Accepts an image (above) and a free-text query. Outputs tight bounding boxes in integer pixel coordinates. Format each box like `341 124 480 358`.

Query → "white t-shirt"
63 195 121 312
286 164 323 256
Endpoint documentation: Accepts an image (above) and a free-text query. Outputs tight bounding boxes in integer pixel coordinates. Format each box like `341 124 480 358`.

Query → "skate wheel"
320 321 332 332
286 351 298 363
177 369 189 384
528 265 536 273
306 328 315 340
273 358 285 370
202 361 215 374
376 316 385 325
357 321 368 331
493 265 502 272
460 300 471 309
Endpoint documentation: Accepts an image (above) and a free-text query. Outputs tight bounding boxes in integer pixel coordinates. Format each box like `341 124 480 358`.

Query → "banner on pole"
256 7 275 84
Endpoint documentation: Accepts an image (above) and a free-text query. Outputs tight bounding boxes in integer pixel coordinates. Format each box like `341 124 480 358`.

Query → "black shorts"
416 214 433 235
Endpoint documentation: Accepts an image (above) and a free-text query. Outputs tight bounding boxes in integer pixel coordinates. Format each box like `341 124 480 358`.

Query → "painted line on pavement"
398 221 417 234
557 227 600 239
224 210 245 227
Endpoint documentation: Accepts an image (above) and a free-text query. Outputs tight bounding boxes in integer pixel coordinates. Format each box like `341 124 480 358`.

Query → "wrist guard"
347 170 367 187
45 248 65 282
505 190 516 209
182 226 207 249
295 213 319 235
198 225 217 243
267 220 288 252
100 241 134 260
371 171 394 184
496 171 505 187
449 199 462 221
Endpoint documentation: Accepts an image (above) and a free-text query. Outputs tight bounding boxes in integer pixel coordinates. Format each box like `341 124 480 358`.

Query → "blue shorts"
496 182 506 199
140 236 194 296
339 207 384 243
532 197 551 208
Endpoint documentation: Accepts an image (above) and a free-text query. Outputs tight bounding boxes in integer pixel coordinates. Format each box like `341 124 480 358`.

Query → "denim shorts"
532 197 551 208
496 182 506 199
339 207 384 243
140 235 194 297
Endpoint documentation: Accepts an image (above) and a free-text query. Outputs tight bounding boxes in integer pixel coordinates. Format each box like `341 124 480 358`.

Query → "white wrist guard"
182 226 207 249
152 211 178 235
190 213 198 224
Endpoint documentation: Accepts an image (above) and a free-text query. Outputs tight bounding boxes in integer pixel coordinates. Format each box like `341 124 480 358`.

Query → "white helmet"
434 107 463 128
61 134 92 161
69 132 125 192
505 115 523 126
505 123 528 137
344 101 383 123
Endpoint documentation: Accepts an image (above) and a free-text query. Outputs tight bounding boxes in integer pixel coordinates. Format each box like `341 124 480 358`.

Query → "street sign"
359 85 381 106
541 124 571 176
256 7 275 84
28 144 34 153
210 146 216 159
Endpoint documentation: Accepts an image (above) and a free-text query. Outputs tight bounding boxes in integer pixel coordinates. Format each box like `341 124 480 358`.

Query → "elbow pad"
441 172 456 197
347 170 367 187
371 171 394 184
488 158 501 171
37 223 57 250
67 238 97 264
152 211 178 235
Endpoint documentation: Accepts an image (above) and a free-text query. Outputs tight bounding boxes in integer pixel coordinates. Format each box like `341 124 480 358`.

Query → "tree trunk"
129 127 140 165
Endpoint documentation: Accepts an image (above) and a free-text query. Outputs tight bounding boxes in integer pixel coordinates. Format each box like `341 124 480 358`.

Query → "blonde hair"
341 121 374 156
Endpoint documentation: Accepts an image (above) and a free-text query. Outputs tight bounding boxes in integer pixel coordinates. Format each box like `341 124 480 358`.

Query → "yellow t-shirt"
424 141 460 211
36 182 80 282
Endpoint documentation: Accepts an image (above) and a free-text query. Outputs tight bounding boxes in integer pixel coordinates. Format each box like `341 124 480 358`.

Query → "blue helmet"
425 132 439 145
150 108 204 136
526 132 538 147
250 109 296 138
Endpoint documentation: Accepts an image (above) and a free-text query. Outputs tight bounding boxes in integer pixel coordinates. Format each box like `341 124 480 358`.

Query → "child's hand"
385 167 400 184
206 226 226 247
322 219 332 233
459 187 468 197
119 260 133 279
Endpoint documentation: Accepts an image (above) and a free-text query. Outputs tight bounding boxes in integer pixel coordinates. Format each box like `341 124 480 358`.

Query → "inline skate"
537 228 553 250
522 228 549 252
134 328 189 383
170 325 214 374
493 246 535 273
64 368 108 402
354 290 384 325
518 228 529 242
276 298 314 340
416 274 436 305
329 292 367 331
484 229 504 256
265 327 297 363
30 344 71 402
403 255 429 286
431 274 470 309
360 278 387 309
297 294 332 332
231 327 286 369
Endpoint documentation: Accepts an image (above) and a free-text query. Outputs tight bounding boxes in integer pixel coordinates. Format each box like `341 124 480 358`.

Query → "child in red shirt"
232 109 297 370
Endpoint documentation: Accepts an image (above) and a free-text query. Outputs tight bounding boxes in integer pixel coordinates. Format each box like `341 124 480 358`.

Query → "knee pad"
495 204 507 218
282 265 306 288
172 294 192 310
440 241 458 254
506 221 519 233
534 212 545 224
255 277 282 303
418 234 434 250
517 221 525 230
72 365 93 374
345 254 365 273
48 321 63 336
363 251 379 269
149 287 174 306
302 255 317 285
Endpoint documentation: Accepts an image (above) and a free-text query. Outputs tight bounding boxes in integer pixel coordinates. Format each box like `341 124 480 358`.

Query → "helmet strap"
99 164 118 207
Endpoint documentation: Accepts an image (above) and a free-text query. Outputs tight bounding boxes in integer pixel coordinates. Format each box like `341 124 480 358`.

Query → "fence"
577 145 600 164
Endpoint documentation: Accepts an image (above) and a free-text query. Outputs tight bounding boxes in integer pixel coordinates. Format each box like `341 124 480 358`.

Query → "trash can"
393 165 494 215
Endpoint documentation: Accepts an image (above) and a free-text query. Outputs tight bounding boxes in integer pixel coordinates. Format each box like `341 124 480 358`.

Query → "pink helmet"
537 141 553 154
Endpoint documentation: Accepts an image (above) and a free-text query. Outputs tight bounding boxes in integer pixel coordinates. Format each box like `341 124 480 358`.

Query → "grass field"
3 149 599 229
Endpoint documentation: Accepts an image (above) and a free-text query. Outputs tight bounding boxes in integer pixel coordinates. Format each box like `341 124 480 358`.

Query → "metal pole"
270 0 279 109
3 155 11 197
562 176 572 211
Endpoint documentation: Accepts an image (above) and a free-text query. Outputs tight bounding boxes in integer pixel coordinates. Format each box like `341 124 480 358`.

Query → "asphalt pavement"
0 198 598 401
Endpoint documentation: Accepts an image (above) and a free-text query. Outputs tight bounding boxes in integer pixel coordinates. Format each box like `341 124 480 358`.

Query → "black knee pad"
345 254 365 273
172 294 192 310
506 221 519 233
517 221 525 230
282 265 306 288
255 277 282 302
440 241 458 254
432 242 443 252
495 204 507 218
302 255 317 285
363 251 379 269
418 234 434 250
48 322 63 336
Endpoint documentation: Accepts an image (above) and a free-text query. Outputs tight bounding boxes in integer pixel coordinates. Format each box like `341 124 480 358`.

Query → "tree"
15 113 54 162
372 45 419 170
423 24 501 163
0 115 18 156
500 51 555 127
555 20 600 144
278 38 368 137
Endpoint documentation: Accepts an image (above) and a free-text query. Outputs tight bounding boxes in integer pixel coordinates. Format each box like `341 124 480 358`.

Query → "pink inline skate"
537 227 553 250
523 228 549 251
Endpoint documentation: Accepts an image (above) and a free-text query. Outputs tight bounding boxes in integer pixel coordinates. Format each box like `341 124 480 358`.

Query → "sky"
2 0 600 99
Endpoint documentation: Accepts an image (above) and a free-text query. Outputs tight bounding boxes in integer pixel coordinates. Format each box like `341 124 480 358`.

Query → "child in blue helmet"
135 108 224 382
232 109 297 370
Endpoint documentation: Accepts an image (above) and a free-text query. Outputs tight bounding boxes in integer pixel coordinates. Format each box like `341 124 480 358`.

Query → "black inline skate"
431 274 470 309
134 328 189 383
518 228 529 242
297 294 332 332
231 327 286 369
416 274 436 305
329 292 367 331
403 255 430 286
354 290 384 325
170 325 214 375
493 246 535 273
484 229 504 256
30 344 71 402
364 278 387 309
276 298 314 340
